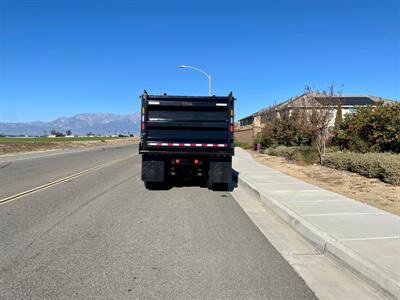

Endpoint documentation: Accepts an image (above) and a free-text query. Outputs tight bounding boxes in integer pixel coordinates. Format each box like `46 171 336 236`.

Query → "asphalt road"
0 144 316 299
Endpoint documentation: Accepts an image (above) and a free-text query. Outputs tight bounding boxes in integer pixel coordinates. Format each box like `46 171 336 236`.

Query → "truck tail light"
175 159 180 164
194 159 199 165
141 106 145 130
229 109 234 132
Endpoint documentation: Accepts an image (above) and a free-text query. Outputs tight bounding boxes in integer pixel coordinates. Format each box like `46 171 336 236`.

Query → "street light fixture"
179 65 212 96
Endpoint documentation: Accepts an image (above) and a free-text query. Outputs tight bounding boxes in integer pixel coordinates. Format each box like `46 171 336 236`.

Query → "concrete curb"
238 175 399 299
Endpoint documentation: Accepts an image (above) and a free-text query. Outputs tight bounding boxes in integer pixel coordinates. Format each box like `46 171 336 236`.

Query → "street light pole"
179 65 212 96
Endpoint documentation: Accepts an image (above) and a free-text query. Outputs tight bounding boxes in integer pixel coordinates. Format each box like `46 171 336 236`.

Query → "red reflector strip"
147 142 227 148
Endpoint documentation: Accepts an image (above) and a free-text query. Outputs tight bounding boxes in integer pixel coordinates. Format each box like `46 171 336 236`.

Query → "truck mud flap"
209 159 232 184
142 156 165 182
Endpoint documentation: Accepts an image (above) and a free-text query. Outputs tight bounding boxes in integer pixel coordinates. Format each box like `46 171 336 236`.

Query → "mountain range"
0 113 141 136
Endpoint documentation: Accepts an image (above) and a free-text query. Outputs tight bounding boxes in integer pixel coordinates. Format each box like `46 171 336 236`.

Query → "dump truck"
139 91 235 190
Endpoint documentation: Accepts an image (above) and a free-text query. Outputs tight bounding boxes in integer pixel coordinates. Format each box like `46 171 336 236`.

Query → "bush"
259 111 314 148
265 146 297 160
323 151 400 185
331 102 400 153
296 146 320 165
265 145 319 165
234 140 252 149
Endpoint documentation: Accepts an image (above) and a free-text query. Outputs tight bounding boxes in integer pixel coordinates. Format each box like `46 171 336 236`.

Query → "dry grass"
250 151 400 216
0 137 139 155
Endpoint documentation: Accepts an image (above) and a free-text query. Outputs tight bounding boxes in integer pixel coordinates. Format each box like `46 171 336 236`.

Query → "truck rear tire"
144 181 166 190
213 182 229 191
207 179 229 191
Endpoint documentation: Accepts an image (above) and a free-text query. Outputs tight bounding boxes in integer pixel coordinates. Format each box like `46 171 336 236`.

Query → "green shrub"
331 102 400 153
295 146 320 165
323 151 400 185
265 145 319 165
259 111 314 148
234 140 252 149
265 146 297 160
254 133 263 145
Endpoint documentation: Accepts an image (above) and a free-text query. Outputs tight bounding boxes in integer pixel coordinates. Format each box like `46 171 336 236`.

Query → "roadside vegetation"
331 102 400 153
243 87 400 186
324 151 400 185
233 140 252 149
0 136 137 155
0 136 123 143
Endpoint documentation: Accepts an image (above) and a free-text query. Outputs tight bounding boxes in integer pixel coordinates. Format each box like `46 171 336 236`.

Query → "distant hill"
0 113 140 136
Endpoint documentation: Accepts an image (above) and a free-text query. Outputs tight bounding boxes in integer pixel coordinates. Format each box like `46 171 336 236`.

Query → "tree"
304 83 340 164
50 129 64 137
334 100 343 129
66 130 72 136
258 83 344 164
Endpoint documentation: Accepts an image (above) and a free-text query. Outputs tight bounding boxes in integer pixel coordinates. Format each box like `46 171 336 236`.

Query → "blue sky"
0 0 399 122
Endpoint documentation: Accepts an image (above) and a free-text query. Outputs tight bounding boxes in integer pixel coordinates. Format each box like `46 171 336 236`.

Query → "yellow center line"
0 154 136 206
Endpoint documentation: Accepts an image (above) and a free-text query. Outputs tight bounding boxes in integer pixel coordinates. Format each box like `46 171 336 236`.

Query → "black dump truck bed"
139 91 234 155
139 91 235 190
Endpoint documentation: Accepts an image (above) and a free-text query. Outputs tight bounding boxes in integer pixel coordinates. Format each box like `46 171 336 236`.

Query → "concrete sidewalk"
233 147 400 299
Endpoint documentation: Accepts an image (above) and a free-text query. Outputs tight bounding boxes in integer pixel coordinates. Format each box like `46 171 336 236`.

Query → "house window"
240 117 253 126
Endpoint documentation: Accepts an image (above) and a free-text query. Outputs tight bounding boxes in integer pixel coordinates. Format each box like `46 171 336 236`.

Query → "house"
235 93 397 144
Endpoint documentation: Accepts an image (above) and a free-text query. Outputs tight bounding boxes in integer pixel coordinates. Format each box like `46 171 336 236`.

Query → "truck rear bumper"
139 149 234 156
141 153 232 183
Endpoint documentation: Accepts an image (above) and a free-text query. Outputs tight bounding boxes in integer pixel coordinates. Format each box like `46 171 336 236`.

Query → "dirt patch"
0 137 139 155
249 151 400 216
